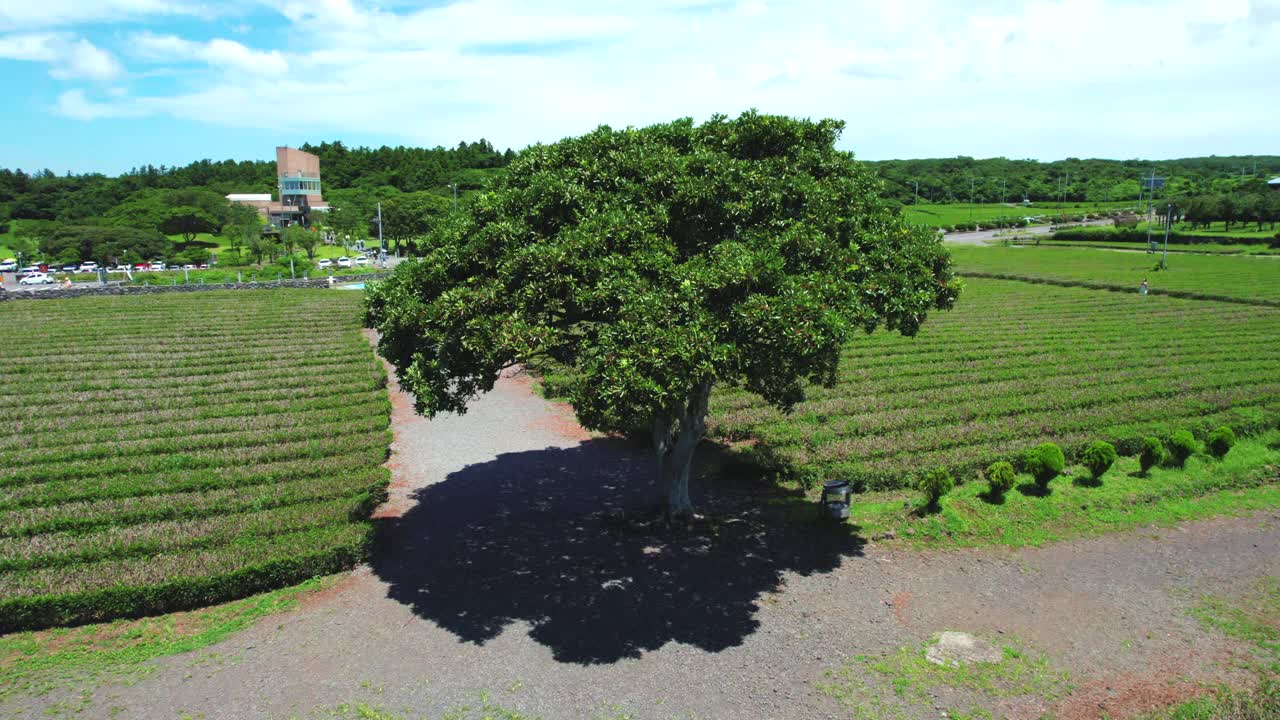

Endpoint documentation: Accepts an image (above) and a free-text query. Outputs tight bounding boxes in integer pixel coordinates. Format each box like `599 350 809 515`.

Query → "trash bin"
820 479 851 520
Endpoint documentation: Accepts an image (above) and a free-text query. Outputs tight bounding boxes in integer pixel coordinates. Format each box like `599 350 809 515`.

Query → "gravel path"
14 352 1280 720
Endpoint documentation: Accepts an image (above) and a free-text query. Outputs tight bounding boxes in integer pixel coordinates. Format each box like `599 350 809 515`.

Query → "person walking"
1139 279 1149 296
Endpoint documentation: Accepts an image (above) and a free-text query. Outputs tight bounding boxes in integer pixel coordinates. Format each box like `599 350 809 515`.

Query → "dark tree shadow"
1017 481 1051 498
977 490 1007 505
1072 474 1102 488
914 500 943 516
371 438 864 665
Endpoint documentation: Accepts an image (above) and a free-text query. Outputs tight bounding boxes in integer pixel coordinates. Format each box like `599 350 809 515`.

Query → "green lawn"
834 431 1280 548
949 245 1280 304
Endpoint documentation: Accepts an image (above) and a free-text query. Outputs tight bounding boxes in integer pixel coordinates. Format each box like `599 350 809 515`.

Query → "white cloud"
51 37 124 80
0 32 121 79
131 31 288 75
31 0 1280 159
55 88 143 119
0 31 61 61
0 0 219 31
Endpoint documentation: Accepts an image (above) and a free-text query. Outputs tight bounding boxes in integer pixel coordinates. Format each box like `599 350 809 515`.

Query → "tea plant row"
0 291 391 632
710 279 1280 490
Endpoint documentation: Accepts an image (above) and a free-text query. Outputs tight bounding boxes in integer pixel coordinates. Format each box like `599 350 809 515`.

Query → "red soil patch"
530 403 594 442
1053 642 1241 720
888 590 913 626
294 572 368 614
363 329 419 519
1056 672 1210 720
502 365 596 442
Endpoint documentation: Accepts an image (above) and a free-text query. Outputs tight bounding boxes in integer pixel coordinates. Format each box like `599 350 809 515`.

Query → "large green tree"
365 113 959 515
379 191 450 255
159 206 220 244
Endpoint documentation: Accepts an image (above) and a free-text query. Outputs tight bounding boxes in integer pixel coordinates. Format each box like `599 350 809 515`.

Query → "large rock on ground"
925 631 1004 667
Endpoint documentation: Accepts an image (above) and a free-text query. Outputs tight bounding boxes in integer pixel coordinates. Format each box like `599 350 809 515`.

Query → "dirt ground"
9 356 1279 720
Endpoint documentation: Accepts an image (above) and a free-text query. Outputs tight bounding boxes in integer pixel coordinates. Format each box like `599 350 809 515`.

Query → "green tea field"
0 291 391 632
709 278 1280 490
949 245 1280 304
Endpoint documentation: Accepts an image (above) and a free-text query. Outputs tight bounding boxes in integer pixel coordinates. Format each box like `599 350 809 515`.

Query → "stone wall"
0 273 390 302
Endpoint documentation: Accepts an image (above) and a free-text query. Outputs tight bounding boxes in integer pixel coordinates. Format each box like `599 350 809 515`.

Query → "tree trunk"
652 380 712 518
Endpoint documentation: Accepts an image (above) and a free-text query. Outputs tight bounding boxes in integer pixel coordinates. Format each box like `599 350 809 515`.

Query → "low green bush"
1081 440 1118 481
1139 436 1167 474
918 467 954 508
1206 425 1237 458
1168 430 1198 467
1024 442 1065 489
985 461 1016 498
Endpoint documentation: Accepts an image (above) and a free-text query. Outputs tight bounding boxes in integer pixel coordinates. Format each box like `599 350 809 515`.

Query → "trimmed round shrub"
1081 441 1118 481
918 467 954 507
985 461 1016 498
1168 430 1198 467
1139 436 1167 474
1206 426 1236 458
1025 442 1065 489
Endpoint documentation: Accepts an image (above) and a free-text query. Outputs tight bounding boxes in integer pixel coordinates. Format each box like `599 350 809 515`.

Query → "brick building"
227 146 329 227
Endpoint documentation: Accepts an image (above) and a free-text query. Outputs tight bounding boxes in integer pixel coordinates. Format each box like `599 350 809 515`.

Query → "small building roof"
227 193 272 202
1269 177 1280 185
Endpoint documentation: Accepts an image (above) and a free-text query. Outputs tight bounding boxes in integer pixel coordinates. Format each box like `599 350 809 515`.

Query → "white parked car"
149 262 166 271
182 264 196 270
0 259 16 272
336 256 352 268
78 262 99 273
19 265 40 275
317 259 333 269
354 256 369 266
19 273 53 285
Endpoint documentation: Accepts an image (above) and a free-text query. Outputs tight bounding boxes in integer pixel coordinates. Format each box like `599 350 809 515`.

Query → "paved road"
943 219 1115 246
10 356 1280 720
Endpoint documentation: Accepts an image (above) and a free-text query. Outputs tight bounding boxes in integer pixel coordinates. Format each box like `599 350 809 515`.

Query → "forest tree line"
867 155 1279 206
3 142 1277 266
0 140 512 265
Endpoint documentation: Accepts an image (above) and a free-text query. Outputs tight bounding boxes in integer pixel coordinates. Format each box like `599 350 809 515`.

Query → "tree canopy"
365 112 959 515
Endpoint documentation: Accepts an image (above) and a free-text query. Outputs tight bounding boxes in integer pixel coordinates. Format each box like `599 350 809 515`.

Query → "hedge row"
1053 227 1280 247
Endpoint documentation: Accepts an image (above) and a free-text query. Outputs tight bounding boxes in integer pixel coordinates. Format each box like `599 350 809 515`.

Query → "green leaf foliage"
365 112 959 441
1025 442 1065 488
38 224 170 265
1081 440 1118 481
1168 429 1198 467
985 460 1016 497
1139 436 1167 474
1206 425 1237 458
917 467 954 507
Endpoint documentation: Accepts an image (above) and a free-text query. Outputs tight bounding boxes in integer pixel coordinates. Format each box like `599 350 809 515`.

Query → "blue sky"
0 0 1277 175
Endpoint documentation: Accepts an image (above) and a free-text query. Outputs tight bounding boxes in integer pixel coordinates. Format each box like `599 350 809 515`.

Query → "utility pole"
911 180 919 207
448 182 458 210
1161 203 1172 269
376 202 384 256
